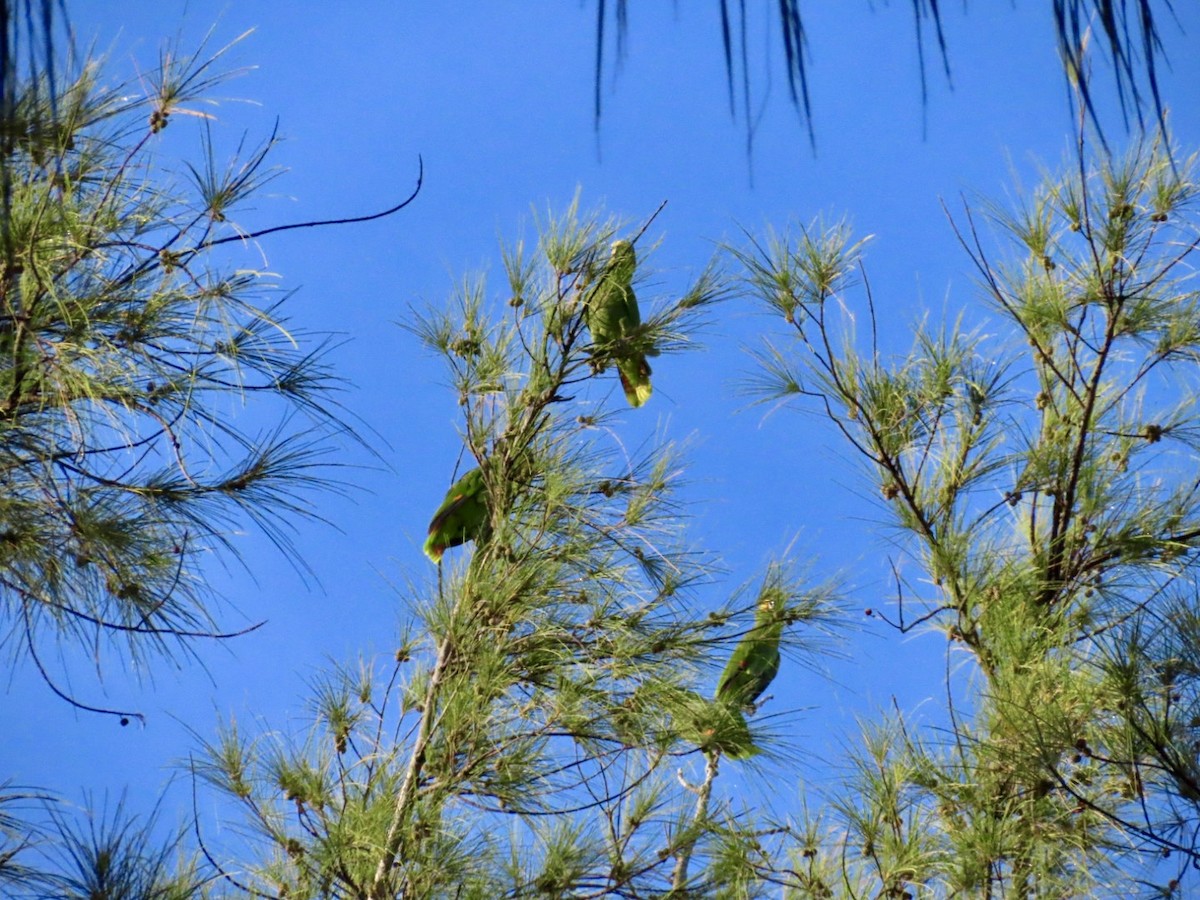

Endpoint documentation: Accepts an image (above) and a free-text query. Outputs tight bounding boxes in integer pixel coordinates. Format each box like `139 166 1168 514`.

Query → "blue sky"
10 0 1200 857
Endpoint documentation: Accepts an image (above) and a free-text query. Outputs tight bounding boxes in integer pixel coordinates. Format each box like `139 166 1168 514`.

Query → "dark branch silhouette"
187 155 424 258
592 1 1177 154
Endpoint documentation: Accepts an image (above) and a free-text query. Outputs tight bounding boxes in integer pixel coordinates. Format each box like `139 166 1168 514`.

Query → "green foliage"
17 12 1193 898
740 133 1200 894
0 787 213 900
0 784 52 894
195 205 841 898
33 793 211 900
0 36 345 716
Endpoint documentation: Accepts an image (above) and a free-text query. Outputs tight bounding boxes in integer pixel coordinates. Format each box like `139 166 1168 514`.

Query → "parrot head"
608 239 636 279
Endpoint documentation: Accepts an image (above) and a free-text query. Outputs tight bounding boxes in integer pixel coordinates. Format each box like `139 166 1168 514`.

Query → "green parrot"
707 592 784 758
716 592 784 709
423 467 488 563
585 239 655 408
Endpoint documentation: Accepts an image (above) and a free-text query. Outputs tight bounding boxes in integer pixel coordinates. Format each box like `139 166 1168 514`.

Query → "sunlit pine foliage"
740 134 1200 895
0 35 350 717
195 204 842 898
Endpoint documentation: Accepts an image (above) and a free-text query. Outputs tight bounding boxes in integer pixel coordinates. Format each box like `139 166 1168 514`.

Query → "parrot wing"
586 240 653 407
423 467 488 562
716 620 782 709
584 245 633 344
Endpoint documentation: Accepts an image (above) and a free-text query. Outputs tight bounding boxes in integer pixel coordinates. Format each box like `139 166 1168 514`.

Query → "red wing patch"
427 493 466 535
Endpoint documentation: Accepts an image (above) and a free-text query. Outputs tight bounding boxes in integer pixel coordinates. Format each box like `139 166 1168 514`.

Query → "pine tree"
590 2 1180 151
193 202 841 898
0 32 417 898
0 34 421 720
738 133 1200 895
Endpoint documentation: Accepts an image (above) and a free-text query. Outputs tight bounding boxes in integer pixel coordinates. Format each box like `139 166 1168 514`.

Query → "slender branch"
868 559 955 634
1041 275 1123 604
628 199 667 247
670 751 720 893
183 155 424 259
942 197 1082 405
21 603 145 724
33 593 266 639
370 598 457 897
188 757 274 899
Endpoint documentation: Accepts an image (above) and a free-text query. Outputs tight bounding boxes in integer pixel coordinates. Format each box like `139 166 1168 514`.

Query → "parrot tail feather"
618 358 653 408
423 537 445 563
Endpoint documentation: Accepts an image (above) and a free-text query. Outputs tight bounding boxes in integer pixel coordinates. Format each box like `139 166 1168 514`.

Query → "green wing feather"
716 597 784 709
423 467 488 562
585 240 653 407
703 596 785 759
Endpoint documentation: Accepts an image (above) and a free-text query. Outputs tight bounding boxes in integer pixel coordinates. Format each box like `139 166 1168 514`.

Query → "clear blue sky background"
9 0 1200 854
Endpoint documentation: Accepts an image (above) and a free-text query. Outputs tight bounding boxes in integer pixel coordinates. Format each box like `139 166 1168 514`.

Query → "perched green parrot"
716 592 784 710
705 592 784 758
585 239 655 408
423 467 488 563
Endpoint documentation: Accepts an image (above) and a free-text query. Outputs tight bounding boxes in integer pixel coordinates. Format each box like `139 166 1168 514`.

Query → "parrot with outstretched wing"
423 467 488 563
585 239 654 407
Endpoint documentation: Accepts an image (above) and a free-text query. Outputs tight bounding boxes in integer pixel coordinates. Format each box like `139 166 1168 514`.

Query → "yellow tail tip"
624 381 652 408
